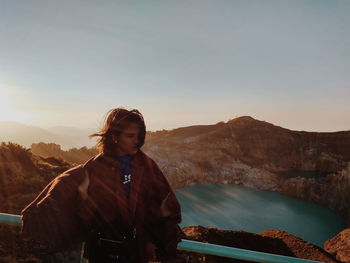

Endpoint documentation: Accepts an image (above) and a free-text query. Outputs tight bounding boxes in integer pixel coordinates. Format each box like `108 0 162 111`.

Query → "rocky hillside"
0 142 72 214
0 142 76 263
144 116 350 177
142 116 350 223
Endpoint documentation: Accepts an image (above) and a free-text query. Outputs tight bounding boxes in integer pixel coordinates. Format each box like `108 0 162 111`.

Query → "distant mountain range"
0 122 96 149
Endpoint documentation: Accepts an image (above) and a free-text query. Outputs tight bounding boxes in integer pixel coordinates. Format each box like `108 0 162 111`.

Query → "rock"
324 229 350 263
260 229 339 263
168 226 338 263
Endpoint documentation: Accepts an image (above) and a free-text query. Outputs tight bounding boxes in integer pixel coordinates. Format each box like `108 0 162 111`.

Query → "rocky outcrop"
324 229 350 263
168 226 339 263
279 164 350 225
260 230 339 263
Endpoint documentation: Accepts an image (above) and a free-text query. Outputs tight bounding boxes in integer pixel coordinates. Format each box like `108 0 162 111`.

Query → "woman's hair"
90 108 146 154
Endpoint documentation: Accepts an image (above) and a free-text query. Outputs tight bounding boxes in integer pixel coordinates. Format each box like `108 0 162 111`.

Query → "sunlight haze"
0 0 349 132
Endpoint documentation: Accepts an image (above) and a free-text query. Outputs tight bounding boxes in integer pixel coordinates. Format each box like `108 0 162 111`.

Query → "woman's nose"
133 138 139 146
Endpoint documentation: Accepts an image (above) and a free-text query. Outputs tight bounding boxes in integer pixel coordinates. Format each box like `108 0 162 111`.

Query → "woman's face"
114 122 140 156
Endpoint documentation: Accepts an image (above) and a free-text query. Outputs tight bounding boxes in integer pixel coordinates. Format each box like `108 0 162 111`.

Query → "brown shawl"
21 149 183 262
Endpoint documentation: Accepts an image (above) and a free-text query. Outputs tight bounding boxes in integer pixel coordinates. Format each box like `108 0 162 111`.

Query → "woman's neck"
115 148 138 157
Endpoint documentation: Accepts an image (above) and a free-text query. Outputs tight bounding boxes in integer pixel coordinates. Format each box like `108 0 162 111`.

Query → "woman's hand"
77 170 90 200
146 242 161 263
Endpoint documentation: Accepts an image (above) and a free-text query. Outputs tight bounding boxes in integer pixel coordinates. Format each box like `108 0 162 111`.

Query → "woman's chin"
130 148 138 154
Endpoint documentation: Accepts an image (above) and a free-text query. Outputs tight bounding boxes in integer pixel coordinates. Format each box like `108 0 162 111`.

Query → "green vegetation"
0 142 79 263
31 142 98 165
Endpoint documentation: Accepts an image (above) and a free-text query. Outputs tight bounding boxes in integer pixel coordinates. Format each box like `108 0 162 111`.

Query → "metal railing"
0 212 321 263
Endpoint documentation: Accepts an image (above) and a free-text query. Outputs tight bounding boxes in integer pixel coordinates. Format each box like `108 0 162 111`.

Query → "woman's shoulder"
57 153 101 182
56 164 85 184
59 164 84 176
137 149 151 160
137 149 159 167
138 150 167 180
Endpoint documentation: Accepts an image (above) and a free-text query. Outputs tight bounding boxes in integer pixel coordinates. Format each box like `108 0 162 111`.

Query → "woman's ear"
111 134 118 144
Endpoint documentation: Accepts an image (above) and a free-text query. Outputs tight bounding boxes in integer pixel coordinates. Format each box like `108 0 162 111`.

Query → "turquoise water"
175 184 345 247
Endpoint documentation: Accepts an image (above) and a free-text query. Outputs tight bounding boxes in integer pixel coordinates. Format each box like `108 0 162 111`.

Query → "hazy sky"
0 0 349 132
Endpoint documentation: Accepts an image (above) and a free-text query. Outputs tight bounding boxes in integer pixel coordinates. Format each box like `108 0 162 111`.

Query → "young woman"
21 108 184 263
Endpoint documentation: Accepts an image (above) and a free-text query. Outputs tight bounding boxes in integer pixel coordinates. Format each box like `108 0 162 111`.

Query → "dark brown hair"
90 108 146 154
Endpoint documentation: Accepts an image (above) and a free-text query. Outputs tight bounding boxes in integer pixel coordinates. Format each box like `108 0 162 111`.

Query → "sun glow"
0 87 31 123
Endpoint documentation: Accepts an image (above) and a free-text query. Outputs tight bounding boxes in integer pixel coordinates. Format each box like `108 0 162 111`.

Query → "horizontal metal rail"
0 213 321 263
0 212 21 226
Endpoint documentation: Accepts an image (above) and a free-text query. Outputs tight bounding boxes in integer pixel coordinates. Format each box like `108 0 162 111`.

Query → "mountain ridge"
2 116 350 150
0 121 96 150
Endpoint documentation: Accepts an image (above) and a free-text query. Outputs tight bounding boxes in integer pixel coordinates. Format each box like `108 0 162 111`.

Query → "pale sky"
0 0 349 132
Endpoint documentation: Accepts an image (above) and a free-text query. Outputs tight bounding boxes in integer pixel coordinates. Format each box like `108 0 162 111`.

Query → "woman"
21 108 184 263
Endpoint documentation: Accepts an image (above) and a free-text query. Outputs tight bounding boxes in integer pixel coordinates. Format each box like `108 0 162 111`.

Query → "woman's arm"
21 167 87 253
75 168 98 225
148 160 185 259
